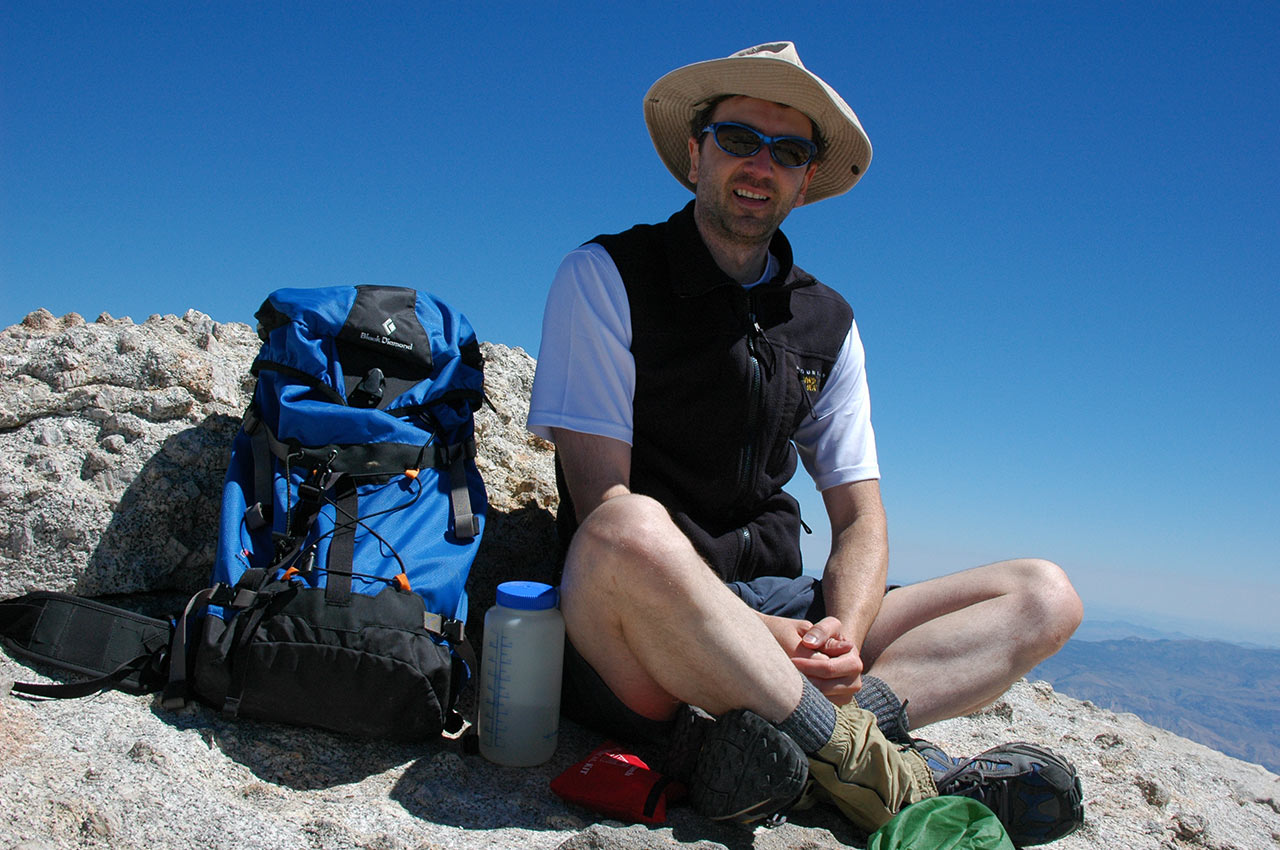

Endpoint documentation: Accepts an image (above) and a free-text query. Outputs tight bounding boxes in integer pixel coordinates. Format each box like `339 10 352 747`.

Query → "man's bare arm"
550 428 632 523
820 478 890 650
773 479 886 702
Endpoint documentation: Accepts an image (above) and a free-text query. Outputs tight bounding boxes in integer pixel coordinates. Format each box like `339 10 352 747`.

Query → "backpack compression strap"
0 592 171 697
324 473 359 605
436 440 480 540
241 405 479 542
161 578 263 710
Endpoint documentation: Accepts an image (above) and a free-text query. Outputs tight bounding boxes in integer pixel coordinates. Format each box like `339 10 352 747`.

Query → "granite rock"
2 309 1278 850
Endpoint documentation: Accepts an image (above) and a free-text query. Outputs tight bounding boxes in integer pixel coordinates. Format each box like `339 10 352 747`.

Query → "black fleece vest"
556 201 854 582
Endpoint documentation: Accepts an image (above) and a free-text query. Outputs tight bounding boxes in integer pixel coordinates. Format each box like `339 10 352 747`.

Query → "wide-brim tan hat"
643 42 872 203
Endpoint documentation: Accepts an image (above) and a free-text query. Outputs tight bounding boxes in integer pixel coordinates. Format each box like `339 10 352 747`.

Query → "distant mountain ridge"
1031 635 1280 773
1071 619 1198 642
1071 616 1280 648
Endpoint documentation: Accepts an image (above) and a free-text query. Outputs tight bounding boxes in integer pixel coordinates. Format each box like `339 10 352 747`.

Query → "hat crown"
732 41 805 68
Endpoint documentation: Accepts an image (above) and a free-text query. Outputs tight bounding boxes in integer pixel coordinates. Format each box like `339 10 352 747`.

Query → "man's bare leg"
560 492 938 828
560 492 823 822
861 559 1083 729
559 492 803 724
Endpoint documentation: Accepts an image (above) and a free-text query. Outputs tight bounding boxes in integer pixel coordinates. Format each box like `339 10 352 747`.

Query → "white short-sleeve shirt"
528 243 879 491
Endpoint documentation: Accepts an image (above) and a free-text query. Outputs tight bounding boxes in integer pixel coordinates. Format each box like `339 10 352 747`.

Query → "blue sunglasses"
700 122 818 168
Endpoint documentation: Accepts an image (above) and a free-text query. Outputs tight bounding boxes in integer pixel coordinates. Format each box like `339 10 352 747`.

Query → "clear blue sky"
3 2 1276 645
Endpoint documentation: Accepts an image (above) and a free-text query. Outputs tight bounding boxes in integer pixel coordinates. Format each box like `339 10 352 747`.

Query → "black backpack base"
186 582 467 740
1 583 475 741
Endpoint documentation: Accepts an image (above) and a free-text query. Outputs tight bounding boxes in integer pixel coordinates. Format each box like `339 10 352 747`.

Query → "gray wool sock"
854 675 912 744
775 678 837 756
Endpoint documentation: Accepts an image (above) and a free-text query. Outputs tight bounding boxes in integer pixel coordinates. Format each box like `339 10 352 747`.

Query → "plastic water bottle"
477 581 565 766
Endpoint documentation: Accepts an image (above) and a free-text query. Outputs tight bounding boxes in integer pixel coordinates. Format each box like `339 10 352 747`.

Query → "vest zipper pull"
748 311 776 377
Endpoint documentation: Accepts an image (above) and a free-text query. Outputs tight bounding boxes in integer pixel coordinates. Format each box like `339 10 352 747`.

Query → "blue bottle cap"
495 581 559 611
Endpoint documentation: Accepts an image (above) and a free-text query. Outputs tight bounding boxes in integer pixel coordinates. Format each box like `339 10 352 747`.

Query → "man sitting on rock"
528 41 1084 845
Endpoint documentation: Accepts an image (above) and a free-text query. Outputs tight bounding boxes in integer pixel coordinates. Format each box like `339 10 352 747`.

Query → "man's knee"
1008 558 1083 656
569 493 676 564
561 493 699 600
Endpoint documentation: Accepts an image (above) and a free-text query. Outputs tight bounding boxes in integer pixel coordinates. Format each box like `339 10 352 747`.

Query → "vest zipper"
737 309 767 501
735 525 754 579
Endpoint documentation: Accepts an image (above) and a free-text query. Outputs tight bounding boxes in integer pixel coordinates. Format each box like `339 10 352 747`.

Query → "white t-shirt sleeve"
793 321 880 490
527 243 635 444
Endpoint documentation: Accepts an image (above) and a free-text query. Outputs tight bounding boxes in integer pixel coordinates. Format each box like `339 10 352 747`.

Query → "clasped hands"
760 613 863 705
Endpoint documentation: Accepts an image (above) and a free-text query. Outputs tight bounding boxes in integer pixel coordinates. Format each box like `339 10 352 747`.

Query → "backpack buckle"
243 502 271 531
349 367 386 408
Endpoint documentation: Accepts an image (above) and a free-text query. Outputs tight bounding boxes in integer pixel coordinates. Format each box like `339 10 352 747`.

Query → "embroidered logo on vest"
797 367 826 394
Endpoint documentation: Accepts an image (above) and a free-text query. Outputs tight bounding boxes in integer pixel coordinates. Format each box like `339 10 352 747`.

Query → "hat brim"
643 53 872 203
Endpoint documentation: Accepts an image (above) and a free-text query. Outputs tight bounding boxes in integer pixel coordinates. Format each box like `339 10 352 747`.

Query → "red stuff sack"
550 743 686 824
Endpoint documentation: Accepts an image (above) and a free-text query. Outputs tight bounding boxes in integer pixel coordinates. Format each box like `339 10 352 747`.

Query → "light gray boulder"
0 309 256 598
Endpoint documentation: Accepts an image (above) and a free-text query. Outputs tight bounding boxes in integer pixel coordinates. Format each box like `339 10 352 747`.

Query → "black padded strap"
0 598 42 646
0 592 170 696
324 474 359 605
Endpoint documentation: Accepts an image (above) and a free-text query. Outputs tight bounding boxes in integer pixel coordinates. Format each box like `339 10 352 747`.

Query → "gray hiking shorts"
561 575 833 746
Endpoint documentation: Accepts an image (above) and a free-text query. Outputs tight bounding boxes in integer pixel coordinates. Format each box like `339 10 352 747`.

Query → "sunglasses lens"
706 122 814 167
710 123 814 168
714 124 764 156
771 139 813 168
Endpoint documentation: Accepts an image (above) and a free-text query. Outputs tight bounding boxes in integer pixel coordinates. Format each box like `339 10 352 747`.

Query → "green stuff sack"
868 796 1015 850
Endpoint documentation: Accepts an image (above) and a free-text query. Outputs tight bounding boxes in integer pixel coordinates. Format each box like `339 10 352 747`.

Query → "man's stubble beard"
694 178 802 248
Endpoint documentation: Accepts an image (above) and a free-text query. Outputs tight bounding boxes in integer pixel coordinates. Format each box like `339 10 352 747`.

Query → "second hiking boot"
923 740 1085 846
685 708 809 824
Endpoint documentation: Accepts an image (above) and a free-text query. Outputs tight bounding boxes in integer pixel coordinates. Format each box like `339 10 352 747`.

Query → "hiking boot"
677 708 809 824
660 703 716 785
911 738 965 774
921 740 1084 846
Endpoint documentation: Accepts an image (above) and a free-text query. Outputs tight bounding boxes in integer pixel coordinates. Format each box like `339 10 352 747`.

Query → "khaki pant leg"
807 705 939 832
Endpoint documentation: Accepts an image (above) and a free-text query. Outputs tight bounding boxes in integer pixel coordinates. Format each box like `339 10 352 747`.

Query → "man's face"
687 96 818 247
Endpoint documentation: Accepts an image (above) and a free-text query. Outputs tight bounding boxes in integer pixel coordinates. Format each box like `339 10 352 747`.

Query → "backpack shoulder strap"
0 592 171 696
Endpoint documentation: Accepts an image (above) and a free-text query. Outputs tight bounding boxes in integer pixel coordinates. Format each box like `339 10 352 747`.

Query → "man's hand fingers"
791 652 864 681
822 635 855 655
810 674 863 705
800 615 844 648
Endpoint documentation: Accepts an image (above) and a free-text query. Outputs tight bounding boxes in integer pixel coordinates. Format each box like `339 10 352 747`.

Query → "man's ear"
687 136 701 184
794 163 818 207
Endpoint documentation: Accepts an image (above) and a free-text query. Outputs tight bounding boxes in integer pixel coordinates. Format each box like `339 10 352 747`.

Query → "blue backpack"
162 284 487 738
2 285 487 740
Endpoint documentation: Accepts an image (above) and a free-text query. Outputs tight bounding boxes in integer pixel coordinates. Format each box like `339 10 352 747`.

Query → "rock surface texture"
2 309 1278 849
